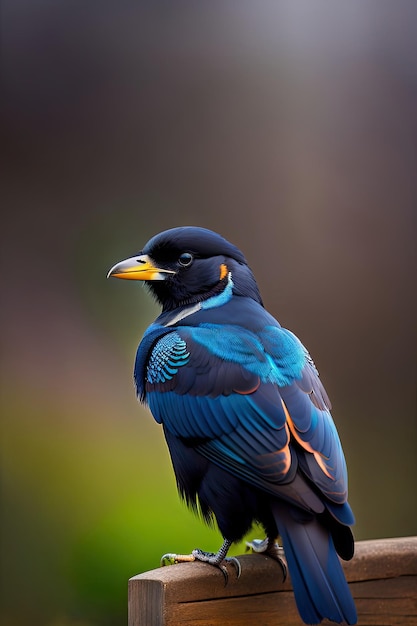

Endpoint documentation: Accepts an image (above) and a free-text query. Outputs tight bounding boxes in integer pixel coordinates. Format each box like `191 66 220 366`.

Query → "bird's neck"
148 261 263 313
158 273 232 312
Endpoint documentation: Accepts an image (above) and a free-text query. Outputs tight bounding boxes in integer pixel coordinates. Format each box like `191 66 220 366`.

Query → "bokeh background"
2 2 416 624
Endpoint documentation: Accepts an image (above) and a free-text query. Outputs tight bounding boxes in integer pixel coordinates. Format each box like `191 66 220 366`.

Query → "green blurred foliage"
2 2 417 625
1 388 256 625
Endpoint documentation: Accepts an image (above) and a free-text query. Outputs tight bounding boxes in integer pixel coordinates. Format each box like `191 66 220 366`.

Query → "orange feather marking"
281 399 334 480
219 263 228 280
277 423 292 476
258 423 291 477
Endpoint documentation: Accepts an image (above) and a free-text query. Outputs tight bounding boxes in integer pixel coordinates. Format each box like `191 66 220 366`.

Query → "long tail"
272 503 357 625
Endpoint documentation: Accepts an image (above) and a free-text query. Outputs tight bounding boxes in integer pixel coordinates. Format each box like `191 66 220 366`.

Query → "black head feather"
142 227 247 264
139 226 263 311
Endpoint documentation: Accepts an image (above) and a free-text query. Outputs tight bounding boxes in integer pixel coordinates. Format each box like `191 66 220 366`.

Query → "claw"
219 564 229 584
246 537 287 582
227 556 242 579
191 548 241 585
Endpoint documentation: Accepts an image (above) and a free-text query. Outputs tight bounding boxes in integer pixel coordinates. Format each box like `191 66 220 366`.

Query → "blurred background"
2 1 416 624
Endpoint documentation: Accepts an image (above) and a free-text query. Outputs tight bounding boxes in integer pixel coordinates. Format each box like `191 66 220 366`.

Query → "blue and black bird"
108 226 357 625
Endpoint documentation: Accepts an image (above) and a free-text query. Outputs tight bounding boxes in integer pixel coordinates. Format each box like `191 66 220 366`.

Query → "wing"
280 375 348 505
262 327 350 506
136 323 350 514
144 329 292 477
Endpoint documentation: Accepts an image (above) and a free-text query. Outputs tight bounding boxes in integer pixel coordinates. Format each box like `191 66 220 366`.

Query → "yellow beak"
107 254 176 281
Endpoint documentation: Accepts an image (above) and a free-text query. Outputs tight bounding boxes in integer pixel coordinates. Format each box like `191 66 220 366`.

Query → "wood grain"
128 536 417 625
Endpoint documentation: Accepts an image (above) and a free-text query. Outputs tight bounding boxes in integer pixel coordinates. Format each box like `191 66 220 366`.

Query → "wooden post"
129 536 417 625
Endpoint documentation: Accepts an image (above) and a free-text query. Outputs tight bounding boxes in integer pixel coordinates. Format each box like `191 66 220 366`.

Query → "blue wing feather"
138 317 350 512
280 381 348 504
187 323 306 386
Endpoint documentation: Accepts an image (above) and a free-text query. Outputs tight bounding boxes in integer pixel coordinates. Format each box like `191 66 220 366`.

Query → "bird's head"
107 226 263 311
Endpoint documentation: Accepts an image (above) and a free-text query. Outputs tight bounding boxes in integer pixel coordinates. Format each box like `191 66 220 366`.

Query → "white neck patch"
164 302 202 327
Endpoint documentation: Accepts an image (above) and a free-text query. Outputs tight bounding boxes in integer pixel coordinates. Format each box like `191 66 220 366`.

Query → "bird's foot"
161 539 241 584
246 537 287 581
191 548 241 583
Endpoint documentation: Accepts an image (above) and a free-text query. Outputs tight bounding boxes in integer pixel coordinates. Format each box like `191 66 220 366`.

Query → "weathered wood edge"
129 536 417 606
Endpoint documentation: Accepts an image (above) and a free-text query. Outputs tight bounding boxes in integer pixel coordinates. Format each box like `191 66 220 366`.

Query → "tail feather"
272 504 357 625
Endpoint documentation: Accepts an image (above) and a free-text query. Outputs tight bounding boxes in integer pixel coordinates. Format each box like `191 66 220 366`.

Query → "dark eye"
178 252 193 267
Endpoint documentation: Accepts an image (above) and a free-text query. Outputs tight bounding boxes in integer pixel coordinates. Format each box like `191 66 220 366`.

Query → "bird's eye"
178 252 193 267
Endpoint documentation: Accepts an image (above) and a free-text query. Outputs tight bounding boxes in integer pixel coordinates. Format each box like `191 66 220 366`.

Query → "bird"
108 226 357 625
